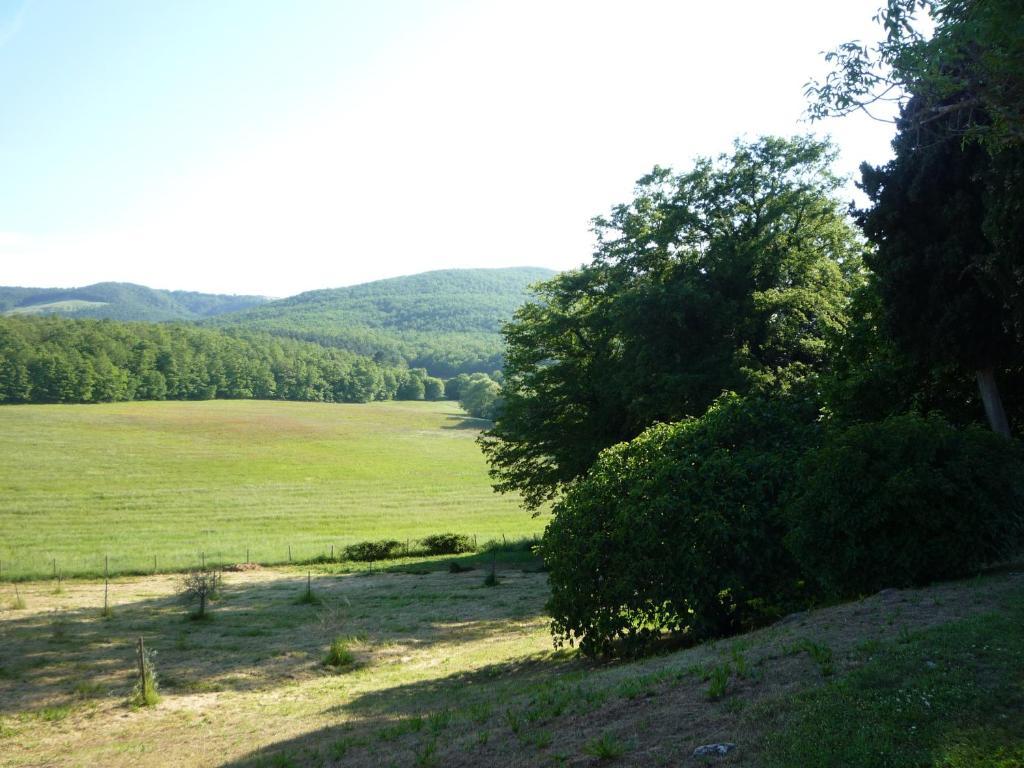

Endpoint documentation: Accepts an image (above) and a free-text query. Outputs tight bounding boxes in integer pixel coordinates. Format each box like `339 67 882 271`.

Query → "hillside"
212 267 557 377
0 282 268 322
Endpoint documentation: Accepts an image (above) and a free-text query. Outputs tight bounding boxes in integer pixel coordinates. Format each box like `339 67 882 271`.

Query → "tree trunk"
976 368 1011 437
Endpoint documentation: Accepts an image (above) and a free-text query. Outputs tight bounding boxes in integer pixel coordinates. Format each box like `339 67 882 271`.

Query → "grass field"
0 400 543 579
0 554 1020 767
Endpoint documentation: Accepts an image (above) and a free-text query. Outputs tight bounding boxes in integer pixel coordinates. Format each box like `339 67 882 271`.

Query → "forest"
207 266 554 377
0 316 448 405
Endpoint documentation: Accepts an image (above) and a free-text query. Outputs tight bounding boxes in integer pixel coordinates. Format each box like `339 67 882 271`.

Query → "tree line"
0 316 449 405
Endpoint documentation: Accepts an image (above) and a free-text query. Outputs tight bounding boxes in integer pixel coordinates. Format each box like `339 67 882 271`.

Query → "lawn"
0 400 543 579
0 553 1019 767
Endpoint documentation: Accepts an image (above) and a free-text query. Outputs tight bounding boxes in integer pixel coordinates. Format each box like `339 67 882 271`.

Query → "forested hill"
0 282 269 322
211 267 557 377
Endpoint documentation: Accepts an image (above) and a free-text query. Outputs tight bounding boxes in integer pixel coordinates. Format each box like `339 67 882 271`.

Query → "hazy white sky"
0 0 898 297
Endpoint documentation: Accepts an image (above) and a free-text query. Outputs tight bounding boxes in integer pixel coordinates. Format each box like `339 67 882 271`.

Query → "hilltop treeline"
208 267 554 377
0 281 267 321
0 316 445 405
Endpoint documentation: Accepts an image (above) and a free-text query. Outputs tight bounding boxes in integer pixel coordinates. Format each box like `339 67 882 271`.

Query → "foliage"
820 282 996 425
785 413 1024 596
458 373 502 420
419 533 474 555
324 639 355 669
581 733 627 761
806 0 1024 152
207 267 555 377
706 664 730 699
0 281 267 321
343 540 403 562
541 394 818 657
422 376 445 400
853 91 1024 433
482 136 863 509
0 315 420 405
858 105 1023 372
179 569 222 618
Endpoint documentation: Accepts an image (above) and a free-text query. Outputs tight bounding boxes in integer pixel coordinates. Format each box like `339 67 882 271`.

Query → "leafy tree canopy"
482 136 864 509
807 0 1024 151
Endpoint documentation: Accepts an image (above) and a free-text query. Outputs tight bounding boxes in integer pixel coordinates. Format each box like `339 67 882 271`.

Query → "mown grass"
0 400 543 579
0 562 1020 767
755 590 1024 767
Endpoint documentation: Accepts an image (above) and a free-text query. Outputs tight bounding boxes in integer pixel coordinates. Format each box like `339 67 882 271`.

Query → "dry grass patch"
1 562 1021 768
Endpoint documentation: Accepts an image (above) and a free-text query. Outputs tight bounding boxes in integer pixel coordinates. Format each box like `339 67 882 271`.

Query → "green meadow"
0 400 543 579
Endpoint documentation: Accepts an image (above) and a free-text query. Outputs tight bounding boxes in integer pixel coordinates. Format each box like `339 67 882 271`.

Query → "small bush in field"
343 540 403 562
420 533 474 555
324 639 355 669
179 570 221 619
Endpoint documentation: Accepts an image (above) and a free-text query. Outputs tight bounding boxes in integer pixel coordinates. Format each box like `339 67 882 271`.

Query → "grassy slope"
0 559 1019 768
0 400 542 578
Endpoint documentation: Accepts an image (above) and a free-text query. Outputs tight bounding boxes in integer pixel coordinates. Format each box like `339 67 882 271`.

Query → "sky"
0 0 901 298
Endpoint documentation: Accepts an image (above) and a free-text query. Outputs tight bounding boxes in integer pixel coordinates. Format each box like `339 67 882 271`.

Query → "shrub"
582 732 626 760
420 533 474 555
343 540 403 562
324 638 355 669
179 569 221 619
786 413 1024 596
541 393 817 657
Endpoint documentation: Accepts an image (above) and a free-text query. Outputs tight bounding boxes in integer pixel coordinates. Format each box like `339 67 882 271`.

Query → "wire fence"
0 533 543 582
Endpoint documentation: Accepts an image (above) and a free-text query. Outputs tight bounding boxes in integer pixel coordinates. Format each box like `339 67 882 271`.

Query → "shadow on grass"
440 413 492 430
214 649 585 768
0 565 550 717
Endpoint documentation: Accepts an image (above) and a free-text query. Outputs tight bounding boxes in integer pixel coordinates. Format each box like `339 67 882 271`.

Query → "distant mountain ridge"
0 267 558 377
0 282 269 322
209 266 557 376
215 267 555 333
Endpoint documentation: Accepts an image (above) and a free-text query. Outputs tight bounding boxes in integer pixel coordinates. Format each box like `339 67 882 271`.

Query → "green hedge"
541 394 817 657
785 413 1024 595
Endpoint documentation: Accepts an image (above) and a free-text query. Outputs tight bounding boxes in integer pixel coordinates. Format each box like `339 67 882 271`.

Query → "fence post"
136 637 146 690
104 556 110 614
288 545 292 563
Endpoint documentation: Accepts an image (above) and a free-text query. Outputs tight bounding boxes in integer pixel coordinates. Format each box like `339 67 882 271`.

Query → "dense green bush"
343 540 403 561
786 414 1024 595
541 394 818 657
419 533 474 555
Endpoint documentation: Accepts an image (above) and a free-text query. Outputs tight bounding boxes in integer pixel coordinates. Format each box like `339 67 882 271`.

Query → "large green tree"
807 0 1024 152
858 111 1023 436
481 136 863 509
